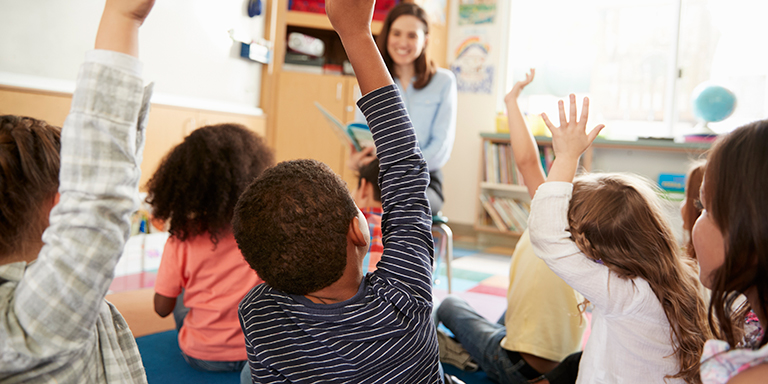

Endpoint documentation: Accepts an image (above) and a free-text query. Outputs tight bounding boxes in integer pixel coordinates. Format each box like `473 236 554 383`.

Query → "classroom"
1 0 766 383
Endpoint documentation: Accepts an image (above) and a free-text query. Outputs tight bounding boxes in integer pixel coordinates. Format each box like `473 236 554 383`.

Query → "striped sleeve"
357 85 434 301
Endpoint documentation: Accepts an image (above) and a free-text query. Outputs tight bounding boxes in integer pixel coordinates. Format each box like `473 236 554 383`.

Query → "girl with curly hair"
149 123 273 372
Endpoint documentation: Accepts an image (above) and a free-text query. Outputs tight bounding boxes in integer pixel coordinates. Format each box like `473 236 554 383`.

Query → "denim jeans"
174 292 247 373
436 296 529 384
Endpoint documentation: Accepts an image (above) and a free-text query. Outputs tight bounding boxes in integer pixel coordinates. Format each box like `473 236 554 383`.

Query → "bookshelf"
476 132 712 237
475 135 561 236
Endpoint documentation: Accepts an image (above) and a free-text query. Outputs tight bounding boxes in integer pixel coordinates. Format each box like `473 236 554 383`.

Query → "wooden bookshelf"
285 11 383 35
476 132 712 237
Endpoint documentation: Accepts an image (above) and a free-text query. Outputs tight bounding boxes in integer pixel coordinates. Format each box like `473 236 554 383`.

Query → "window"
505 0 768 138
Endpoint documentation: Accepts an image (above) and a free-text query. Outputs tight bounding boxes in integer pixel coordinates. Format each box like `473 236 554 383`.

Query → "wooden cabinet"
0 86 266 192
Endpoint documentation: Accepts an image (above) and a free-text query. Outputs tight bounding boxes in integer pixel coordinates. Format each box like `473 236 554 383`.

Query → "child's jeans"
174 292 247 373
436 296 531 384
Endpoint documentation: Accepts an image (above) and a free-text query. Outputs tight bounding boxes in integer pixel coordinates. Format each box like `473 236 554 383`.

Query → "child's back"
529 97 708 384
235 86 439 384
149 124 272 367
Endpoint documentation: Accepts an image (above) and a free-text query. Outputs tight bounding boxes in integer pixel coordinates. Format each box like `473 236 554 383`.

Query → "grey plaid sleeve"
11 60 148 359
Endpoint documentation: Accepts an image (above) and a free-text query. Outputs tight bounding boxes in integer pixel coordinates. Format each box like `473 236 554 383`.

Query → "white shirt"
528 182 683 384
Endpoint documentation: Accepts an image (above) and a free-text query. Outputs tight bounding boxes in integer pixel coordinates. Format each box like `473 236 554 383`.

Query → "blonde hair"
569 173 712 384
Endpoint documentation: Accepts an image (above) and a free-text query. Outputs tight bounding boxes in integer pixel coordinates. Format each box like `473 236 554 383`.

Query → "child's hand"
104 0 156 25
541 94 604 162
347 146 376 171
504 68 535 106
96 0 156 57
326 0 375 39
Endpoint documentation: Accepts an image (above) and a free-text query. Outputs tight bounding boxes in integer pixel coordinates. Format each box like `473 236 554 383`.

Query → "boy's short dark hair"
233 159 359 295
357 158 381 202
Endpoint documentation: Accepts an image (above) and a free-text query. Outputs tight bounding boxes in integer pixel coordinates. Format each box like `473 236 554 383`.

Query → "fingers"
569 94 577 125
541 113 557 133
558 100 567 127
361 146 375 156
579 97 590 127
587 124 606 143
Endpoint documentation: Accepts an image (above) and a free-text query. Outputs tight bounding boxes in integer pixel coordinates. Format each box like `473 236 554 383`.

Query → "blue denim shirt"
356 67 457 172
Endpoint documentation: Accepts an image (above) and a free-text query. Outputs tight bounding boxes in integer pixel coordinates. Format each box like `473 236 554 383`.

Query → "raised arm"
12 0 154 355
540 94 603 184
328 0 433 300
504 69 546 199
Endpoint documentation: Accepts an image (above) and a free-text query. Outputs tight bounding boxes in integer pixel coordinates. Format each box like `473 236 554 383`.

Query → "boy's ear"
348 212 370 247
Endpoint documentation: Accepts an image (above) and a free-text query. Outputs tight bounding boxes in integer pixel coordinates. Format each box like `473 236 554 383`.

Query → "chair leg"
432 223 453 294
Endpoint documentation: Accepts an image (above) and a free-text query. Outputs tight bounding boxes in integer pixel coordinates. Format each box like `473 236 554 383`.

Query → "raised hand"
541 94 604 162
95 0 156 57
326 0 375 39
504 68 535 105
347 146 376 171
106 0 156 25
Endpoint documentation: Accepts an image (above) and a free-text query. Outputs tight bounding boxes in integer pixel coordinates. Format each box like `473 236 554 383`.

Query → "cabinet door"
274 72 347 177
0 88 72 127
140 106 194 191
340 77 362 189
198 110 267 138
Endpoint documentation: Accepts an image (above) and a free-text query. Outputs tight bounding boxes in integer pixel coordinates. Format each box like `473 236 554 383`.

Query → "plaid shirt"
0 50 152 383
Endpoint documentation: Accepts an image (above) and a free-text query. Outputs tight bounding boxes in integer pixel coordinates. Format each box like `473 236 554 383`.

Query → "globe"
691 83 737 123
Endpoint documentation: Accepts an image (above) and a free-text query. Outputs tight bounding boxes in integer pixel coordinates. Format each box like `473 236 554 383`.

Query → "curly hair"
146 123 273 245
0 115 61 259
703 119 768 350
569 173 711 384
232 159 359 295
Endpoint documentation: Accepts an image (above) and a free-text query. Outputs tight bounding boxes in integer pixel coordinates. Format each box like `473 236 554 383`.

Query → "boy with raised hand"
233 0 441 382
0 0 155 382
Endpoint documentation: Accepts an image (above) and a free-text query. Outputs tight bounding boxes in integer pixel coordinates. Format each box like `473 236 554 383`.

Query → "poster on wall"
451 35 494 94
419 0 447 24
458 0 497 25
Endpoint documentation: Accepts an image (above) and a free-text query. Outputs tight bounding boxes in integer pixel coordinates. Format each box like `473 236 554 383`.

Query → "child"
0 0 155 381
681 162 706 260
148 124 272 371
232 0 441 381
354 158 384 273
436 69 586 384
694 120 768 383
529 95 711 383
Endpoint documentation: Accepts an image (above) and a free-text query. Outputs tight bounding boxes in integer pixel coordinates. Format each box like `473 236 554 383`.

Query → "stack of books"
283 51 325 74
478 193 531 232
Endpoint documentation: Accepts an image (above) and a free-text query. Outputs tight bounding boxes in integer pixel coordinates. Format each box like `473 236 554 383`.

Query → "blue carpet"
136 330 240 384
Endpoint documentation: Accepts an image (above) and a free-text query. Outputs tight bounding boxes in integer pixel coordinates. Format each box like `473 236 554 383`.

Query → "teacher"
354 1 457 214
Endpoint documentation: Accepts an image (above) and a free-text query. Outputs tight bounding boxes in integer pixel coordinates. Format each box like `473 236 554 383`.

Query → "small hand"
541 94 604 161
104 0 156 25
347 146 376 171
504 68 535 105
326 0 375 38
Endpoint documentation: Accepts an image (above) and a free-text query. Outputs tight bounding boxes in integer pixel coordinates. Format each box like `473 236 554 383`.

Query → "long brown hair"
0 115 61 259
703 119 768 349
377 2 437 89
569 173 711 384
683 161 706 260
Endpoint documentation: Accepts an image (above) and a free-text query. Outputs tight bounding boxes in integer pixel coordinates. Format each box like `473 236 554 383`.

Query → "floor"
108 229 519 338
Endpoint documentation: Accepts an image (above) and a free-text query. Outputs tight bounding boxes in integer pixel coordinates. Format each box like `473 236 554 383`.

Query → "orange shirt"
155 232 262 361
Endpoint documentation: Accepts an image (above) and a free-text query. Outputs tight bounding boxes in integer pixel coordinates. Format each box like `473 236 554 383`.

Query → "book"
314 102 374 152
479 194 507 231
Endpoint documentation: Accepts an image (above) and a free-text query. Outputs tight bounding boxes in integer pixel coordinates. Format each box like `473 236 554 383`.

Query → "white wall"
441 0 511 225
0 0 265 110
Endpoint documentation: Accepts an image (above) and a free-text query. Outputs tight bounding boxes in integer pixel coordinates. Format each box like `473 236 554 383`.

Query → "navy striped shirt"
239 85 441 383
